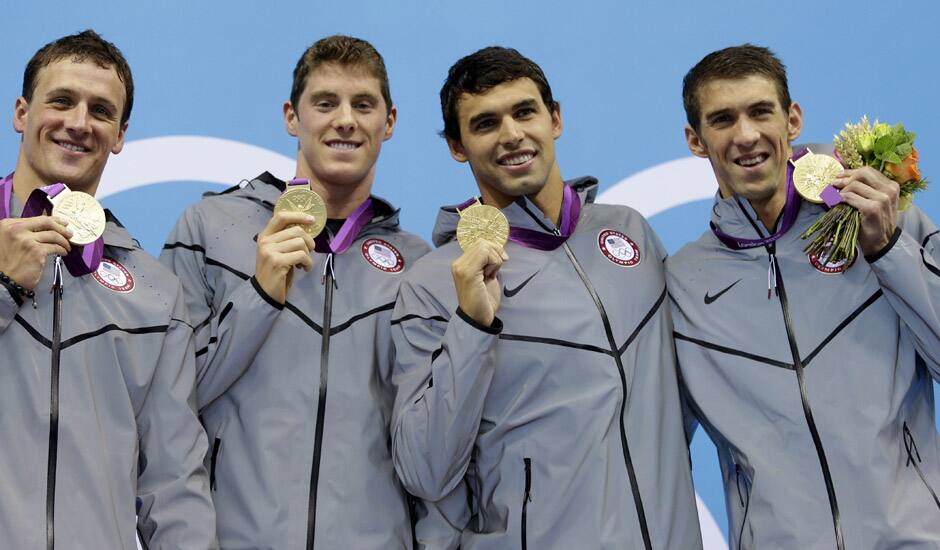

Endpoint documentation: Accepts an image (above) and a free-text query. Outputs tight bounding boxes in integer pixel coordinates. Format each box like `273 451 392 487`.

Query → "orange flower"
886 147 921 182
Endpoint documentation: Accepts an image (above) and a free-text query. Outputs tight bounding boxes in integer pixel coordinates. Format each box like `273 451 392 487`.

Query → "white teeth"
59 142 87 153
328 142 358 150
499 152 534 166
737 154 767 167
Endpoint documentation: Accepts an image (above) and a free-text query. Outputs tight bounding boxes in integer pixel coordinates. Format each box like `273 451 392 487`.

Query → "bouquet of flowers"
801 116 927 267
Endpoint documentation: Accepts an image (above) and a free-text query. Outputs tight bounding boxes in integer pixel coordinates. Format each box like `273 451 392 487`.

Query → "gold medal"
456 199 509 251
273 182 327 239
791 151 843 204
51 190 106 245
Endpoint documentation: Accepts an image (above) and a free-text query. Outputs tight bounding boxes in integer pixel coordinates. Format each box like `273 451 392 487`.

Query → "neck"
296 163 373 220
480 163 566 227
750 185 787 231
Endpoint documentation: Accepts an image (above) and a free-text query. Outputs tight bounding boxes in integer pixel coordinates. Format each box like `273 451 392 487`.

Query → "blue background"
6 1 940 544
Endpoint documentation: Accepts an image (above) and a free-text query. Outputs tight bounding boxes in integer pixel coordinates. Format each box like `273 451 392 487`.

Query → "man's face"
13 59 128 194
448 78 562 204
285 63 396 190
685 75 802 208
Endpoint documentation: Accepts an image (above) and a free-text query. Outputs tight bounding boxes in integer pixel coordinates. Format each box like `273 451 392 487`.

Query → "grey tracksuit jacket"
667 193 940 549
160 172 430 549
392 178 703 549
1 202 216 549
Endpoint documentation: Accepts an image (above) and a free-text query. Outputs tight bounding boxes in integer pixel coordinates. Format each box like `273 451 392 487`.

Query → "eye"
708 114 732 127
92 104 114 118
514 107 536 119
314 100 335 111
472 118 496 132
354 101 374 111
751 106 774 118
50 96 71 107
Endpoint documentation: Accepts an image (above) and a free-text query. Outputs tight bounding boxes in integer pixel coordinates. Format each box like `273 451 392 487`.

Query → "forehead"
696 74 782 115
456 78 545 120
33 59 125 105
303 63 384 96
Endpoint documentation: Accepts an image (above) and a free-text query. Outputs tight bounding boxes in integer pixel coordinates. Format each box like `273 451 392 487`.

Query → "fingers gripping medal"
791 150 844 204
50 190 106 245
456 199 509 251
274 180 327 238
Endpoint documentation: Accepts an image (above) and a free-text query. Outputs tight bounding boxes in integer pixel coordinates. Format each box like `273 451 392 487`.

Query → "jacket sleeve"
0 282 22 333
413 483 470 550
135 284 218 549
866 206 940 379
160 206 282 408
390 275 501 501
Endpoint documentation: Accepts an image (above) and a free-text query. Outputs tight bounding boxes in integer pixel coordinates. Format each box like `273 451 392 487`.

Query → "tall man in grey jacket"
0 30 216 549
391 46 702 549
161 36 429 548
668 44 940 549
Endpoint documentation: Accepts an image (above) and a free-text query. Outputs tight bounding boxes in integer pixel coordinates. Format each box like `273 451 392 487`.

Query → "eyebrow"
467 98 540 128
704 100 776 123
308 91 380 103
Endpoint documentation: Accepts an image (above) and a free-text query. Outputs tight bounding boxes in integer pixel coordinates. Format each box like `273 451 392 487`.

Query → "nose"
499 116 524 147
333 103 356 133
65 104 91 134
733 118 760 147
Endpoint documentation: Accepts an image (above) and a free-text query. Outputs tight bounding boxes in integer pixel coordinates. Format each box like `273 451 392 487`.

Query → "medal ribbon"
460 184 581 251
287 179 374 255
709 149 805 250
0 174 104 276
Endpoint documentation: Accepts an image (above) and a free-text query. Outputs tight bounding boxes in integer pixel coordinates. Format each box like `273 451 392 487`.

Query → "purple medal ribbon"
459 184 582 251
287 179 374 255
0 174 103 276
709 149 805 250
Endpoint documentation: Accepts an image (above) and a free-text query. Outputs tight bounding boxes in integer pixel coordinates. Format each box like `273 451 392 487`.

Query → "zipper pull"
320 252 338 289
51 256 64 296
766 253 777 300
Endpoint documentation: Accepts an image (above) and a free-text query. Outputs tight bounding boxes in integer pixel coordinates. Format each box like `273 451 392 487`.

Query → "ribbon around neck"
709 148 805 250
0 174 103 276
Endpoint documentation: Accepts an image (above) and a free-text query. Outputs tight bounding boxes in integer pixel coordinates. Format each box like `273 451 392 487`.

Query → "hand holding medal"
456 198 509 251
255 179 320 304
452 199 509 327
800 116 928 268
273 179 327 239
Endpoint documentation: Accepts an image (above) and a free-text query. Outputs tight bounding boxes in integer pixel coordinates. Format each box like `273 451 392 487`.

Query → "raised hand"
255 211 316 304
451 239 508 327
0 215 72 290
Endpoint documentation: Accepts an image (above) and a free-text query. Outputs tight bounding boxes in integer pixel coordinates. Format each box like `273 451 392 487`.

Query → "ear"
13 97 28 134
787 101 803 142
685 125 709 158
284 100 299 137
111 121 128 155
447 137 468 163
551 102 563 139
383 105 397 141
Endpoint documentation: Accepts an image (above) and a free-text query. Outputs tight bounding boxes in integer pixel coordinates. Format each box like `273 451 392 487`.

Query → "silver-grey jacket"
392 178 703 549
1 206 216 549
667 193 940 549
160 172 430 549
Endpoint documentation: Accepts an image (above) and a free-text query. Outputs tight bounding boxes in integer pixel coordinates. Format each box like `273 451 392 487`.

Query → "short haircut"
23 29 134 125
440 46 556 143
290 35 392 113
682 44 791 132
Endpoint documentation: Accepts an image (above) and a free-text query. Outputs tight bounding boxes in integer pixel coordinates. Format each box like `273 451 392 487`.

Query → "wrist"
0 271 35 306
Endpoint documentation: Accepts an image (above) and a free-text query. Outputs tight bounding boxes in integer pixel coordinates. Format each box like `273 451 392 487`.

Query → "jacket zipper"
307 254 335 549
770 243 845 549
46 257 64 550
209 436 222 491
561 241 653 550
522 457 532 550
734 463 751 550
902 421 940 509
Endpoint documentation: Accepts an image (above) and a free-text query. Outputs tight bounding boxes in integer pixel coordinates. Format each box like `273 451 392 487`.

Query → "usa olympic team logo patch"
93 258 135 292
809 246 856 274
598 229 641 267
362 239 404 273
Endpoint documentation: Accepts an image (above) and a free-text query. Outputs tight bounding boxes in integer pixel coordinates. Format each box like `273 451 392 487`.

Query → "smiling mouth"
735 153 769 167
326 140 361 151
498 151 535 166
55 139 89 153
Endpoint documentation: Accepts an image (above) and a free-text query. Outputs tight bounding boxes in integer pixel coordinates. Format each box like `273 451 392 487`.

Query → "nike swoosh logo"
503 272 538 298
704 279 742 304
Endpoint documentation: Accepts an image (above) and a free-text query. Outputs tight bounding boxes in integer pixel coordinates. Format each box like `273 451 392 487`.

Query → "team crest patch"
362 239 404 273
598 229 641 267
93 258 135 292
809 245 856 274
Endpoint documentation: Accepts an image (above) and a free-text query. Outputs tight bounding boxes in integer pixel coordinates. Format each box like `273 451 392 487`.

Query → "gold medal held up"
791 151 843 204
274 181 327 239
456 199 509 251
51 190 106 245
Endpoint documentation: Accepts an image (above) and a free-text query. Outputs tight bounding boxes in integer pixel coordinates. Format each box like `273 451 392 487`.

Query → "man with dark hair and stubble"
390 46 702 549
668 44 940 548
161 35 429 548
0 30 216 548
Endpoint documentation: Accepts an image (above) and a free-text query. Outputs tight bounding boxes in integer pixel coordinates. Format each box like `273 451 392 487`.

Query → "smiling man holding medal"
161 35 430 548
390 46 702 548
668 44 940 548
0 30 216 549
